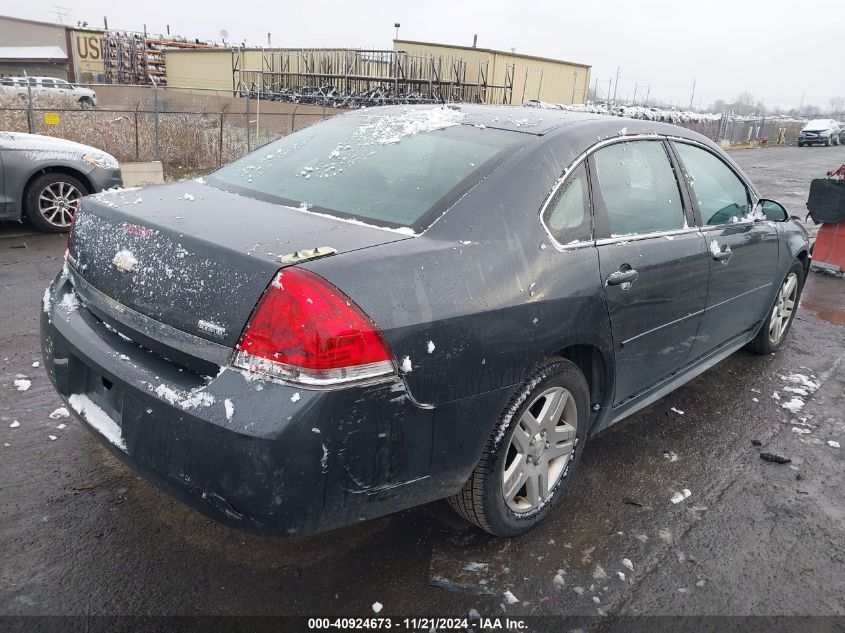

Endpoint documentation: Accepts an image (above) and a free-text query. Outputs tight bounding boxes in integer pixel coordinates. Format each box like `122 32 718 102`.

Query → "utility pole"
689 78 696 111
394 23 400 41
611 66 620 106
797 91 805 117
592 76 598 102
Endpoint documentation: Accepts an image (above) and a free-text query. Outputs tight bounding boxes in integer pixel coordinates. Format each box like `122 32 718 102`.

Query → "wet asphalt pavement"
1 145 844 627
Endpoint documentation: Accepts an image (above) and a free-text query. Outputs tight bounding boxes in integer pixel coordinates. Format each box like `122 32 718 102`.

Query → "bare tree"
829 96 845 114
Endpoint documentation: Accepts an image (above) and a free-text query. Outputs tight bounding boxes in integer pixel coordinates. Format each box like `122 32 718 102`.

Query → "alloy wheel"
502 386 577 513
769 272 798 345
38 181 81 228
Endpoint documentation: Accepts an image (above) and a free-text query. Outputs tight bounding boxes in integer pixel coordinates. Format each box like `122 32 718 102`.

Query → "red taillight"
233 268 395 386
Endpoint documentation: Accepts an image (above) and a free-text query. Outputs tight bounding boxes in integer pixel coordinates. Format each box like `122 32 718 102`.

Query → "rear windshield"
207 109 525 233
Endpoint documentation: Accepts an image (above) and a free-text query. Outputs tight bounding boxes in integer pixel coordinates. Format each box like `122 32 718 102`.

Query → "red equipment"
810 164 845 274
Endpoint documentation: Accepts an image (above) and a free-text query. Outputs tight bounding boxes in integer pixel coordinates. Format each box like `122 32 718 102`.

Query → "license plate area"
84 369 125 428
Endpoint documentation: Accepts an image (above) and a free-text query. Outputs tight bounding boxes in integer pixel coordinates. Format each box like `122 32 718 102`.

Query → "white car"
0 77 97 109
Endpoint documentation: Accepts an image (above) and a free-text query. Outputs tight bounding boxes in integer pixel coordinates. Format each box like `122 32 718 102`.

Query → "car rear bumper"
41 272 509 536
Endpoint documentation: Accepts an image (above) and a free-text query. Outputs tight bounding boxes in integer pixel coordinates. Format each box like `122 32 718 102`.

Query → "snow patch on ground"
781 397 805 413
49 407 70 419
781 373 820 392
371 602 383 614
14 379 31 392
670 407 684 415
68 394 127 451
224 399 234 421
291 392 301 403
503 590 519 604
426 341 435 354
827 440 840 448
671 489 692 504
622 558 634 571
400 356 412 373
10 421 20 428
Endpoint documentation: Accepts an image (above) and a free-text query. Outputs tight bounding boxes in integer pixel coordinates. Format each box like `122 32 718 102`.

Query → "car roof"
348 103 714 143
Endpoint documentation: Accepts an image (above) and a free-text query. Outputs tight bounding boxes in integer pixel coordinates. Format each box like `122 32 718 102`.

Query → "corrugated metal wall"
394 41 590 105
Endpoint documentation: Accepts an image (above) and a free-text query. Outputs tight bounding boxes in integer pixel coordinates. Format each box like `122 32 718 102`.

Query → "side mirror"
756 198 789 222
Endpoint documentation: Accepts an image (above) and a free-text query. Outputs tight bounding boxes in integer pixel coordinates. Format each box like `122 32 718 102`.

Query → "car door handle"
606 268 639 286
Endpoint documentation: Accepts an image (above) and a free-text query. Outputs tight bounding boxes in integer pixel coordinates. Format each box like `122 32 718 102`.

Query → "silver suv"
0 77 97 109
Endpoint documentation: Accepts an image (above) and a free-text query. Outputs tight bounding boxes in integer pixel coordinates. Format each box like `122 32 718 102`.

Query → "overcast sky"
7 0 839 111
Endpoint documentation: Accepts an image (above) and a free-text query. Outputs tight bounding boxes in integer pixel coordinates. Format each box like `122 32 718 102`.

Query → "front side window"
592 141 686 236
543 163 592 244
41 79 55 87
674 143 750 225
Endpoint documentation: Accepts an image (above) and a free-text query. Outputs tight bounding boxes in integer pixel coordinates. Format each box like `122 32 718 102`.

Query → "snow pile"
503 590 519 604
49 407 70 419
14 378 31 392
671 489 692 504
180 390 215 410
111 249 138 272
781 374 820 393
781 398 805 414
354 107 465 146
68 393 126 451
59 292 80 313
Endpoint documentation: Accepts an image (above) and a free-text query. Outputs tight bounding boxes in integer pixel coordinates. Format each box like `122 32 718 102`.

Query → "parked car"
0 76 97 109
0 132 122 232
41 106 809 538
797 119 841 146
839 125 845 145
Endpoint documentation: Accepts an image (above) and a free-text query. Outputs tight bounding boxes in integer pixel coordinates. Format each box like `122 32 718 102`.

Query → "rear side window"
673 143 750 225
208 111 525 233
592 140 686 236
543 163 592 244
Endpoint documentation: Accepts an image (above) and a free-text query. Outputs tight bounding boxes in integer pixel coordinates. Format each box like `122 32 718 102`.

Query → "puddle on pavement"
801 274 845 326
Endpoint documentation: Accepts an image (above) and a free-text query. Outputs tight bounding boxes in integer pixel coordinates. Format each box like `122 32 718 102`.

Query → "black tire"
798 142 804 147
24 172 88 233
447 357 590 537
78 97 94 110
748 259 805 355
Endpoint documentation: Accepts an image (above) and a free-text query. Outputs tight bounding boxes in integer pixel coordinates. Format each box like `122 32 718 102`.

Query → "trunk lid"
68 181 411 350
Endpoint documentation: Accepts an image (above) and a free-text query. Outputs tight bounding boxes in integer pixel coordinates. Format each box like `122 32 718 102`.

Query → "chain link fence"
0 83 835 176
0 84 336 172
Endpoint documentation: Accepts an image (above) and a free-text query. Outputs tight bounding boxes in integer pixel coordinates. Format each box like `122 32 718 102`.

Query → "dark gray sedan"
40 106 809 537
0 132 122 232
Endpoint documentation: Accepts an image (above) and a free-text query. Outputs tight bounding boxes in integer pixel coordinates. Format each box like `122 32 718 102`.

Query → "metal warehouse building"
165 40 590 106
